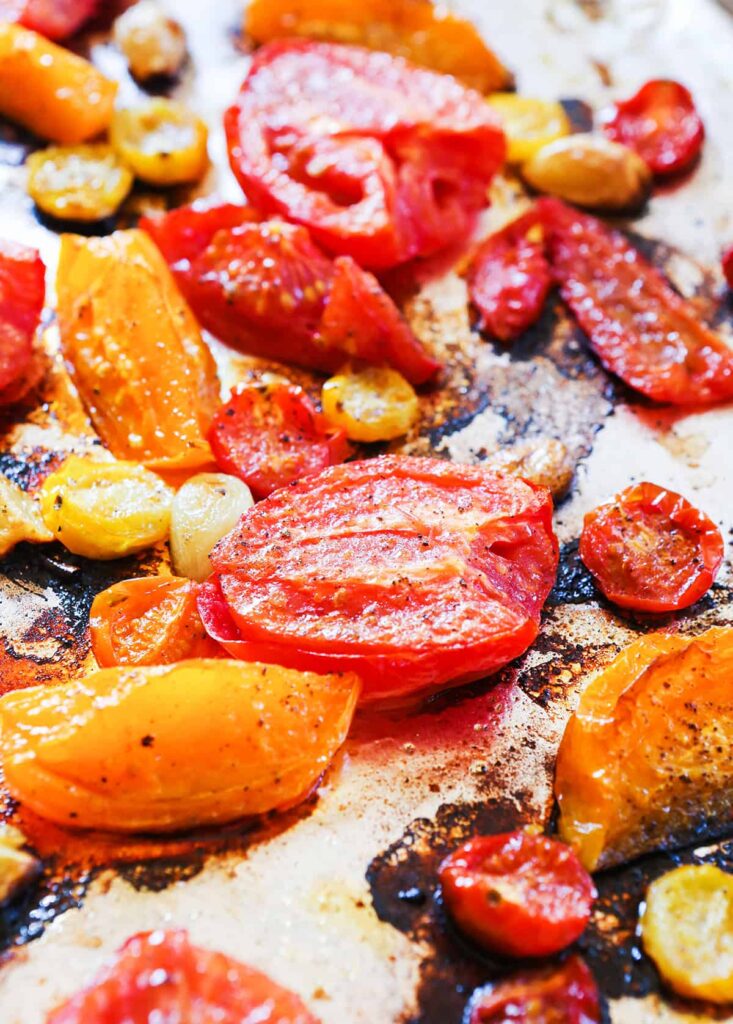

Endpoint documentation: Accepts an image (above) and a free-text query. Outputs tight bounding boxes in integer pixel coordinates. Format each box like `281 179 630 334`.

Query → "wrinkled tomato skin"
46 930 321 1024
141 201 259 265
722 245 733 290
465 955 601 1024
0 0 97 40
439 832 596 958
467 210 551 343
540 198 733 405
0 238 44 403
579 482 723 613
602 79 704 177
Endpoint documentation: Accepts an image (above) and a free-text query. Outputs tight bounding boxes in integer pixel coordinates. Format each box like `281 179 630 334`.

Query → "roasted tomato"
0 0 97 40
209 382 350 500
0 659 359 831
26 144 133 222
0 473 52 557
170 472 254 582
467 210 551 343
555 626 733 870
113 1 187 81
602 79 704 177
464 956 601 1024
57 230 220 476
722 245 733 289
321 365 418 442
110 99 208 186
202 455 558 704
225 40 506 268
580 482 723 612
90 576 222 667
439 832 596 958
541 198 733 405
0 238 44 405
486 94 570 164
46 930 321 1024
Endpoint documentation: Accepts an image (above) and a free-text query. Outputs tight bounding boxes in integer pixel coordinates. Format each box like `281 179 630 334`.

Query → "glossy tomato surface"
541 198 733 405
0 238 44 404
203 455 558 704
225 40 505 268
464 955 601 1024
0 0 97 39
46 929 320 1023
579 482 723 612
439 831 596 958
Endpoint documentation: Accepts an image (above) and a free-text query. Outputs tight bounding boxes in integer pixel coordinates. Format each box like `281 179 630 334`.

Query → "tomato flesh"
465 955 601 1024
540 198 733 405
0 238 44 405
0 0 97 39
439 831 596 958
225 39 505 269
579 482 723 613
46 929 320 1024
602 79 704 177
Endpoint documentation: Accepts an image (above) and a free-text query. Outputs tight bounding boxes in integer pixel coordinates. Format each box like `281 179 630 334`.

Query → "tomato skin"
602 79 704 177
579 482 723 613
465 955 601 1024
722 245 733 290
141 200 259 264
0 0 97 40
467 210 551 343
46 929 321 1024
540 198 733 405
0 238 44 403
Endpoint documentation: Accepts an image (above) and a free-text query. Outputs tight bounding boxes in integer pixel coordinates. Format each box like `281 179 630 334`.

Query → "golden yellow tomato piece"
0 474 52 557
39 455 173 560
487 94 570 164
0 659 360 832
111 99 208 186
641 865 733 1004
322 365 418 442
26 145 133 222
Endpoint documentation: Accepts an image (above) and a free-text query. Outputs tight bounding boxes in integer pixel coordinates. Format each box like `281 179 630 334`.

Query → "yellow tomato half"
111 99 208 186
487 94 570 164
27 145 133 222
322 365 419 442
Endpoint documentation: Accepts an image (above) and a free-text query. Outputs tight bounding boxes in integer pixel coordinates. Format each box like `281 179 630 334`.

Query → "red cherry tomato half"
467 210 551 343
224 39 505 269
540 198 733 405
579 482 723 613
602 79 704 177
465 955 601 1024
0 0 97 39
0 238 45 404
46 929 320 1024
205 455 558 704
439 831 596 958
722 245 733 290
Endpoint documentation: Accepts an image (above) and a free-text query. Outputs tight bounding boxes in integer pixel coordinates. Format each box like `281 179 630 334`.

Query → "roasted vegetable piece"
723 244 733 289
0 238 44 403
555 627 733 870
90 577 222 667
641 865 733 1004
111 99 208 186
486 94 570 163
203 455 558 704
170 473 253 582
0 824 40 906
27 145 133 222
0 473 52 557
484 438 574 502
580 482 723 612
56 230 219 475
321 365 418 442
464 955 601 1024
244 0 511 94
602 79 704 177
0 0 97 40
46 930 321 1024
541 198 733 404
0 23 116 143
113 1 187 81
0 659 360 832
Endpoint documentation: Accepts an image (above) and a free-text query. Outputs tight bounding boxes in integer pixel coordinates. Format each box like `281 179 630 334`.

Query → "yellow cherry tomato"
26 145 133 222
486 94 570 164
321 365 418 442
110 99 208 186
0 474 52 558
641 865 733 1004
39 455 173 560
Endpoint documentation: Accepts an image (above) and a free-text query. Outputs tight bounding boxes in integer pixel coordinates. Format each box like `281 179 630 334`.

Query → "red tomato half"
46 929 320 1024
204 455 558 704
722 245 733 290
467 210 551 343
465 956 601 1024
579 482 723 613
0 238 45 405
602 80 704 177
540 198 733 405
0 0 97 39
439 832 596 958
225 40 505 269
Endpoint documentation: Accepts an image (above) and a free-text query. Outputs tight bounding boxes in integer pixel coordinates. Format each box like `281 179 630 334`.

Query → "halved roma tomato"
47 930 321 1024
202 455 558 704
225 40 505 269
580 482 723 612
540 198 733 405
0 238 44 405
209 382 350 500
439 832 596 958
602 79 704 177
464 956 601 1024
0 0 97 40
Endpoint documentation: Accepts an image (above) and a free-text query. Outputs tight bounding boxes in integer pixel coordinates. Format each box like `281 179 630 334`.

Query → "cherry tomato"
0 0 97 40
602 79 704 177
439 831 596 958
467 210 551 343
486 94 570 164
0 238 44 404
540 198 733 405
224 40 505 269
26 144 133 222
465 956 601 1024
722 245 733 290
321 364 419 442
111 99 208 186
203 455 558 704
208 381 350 500
579 482 723 613
46 930 321 1024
